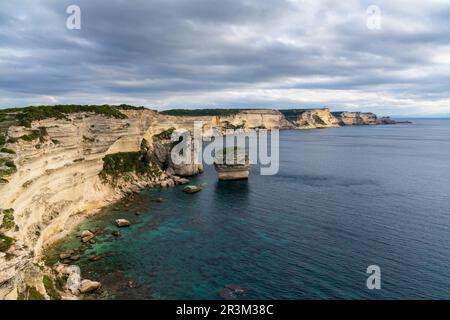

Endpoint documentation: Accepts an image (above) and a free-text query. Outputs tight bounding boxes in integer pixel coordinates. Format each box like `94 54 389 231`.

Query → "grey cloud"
1 0 450 115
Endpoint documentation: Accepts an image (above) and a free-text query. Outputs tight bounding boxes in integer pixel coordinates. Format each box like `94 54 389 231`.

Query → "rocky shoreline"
0 105 410 299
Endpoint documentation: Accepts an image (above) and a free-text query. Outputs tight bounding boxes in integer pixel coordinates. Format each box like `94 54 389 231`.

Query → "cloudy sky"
1 0 449 116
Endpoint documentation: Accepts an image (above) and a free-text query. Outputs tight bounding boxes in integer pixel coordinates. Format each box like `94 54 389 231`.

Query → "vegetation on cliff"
114 104 147 111
279 109 324 117
43 275 61 300
24 286 45 300
0 147 15 154
0 104 131 129
0 233 14 252
100 151 162 180
7 127 48 144
160 109 242 117
0 158 17 178
154 127 176 140
223 120 246 130
1 208 15 230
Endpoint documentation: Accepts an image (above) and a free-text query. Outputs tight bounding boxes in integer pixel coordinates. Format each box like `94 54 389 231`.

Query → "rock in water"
183 185 202 194
70 254 80 261
79 280 101 293
81 230 95 243
178 178 190 185
59 250 74 260
88 254 102 261
115 219 131 227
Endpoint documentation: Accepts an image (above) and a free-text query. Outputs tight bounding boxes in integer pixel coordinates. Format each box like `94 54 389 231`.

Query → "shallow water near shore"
47 119 450 299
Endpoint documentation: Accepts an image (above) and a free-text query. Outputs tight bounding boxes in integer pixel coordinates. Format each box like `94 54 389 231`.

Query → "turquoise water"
48 120 450 299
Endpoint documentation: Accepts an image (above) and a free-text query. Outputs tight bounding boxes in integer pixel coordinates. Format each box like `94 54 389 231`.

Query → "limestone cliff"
280 108 340 129
0 108 204 299
332 111 380 125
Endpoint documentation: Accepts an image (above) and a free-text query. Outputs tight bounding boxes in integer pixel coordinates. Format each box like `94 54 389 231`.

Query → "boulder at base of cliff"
79 280 101 293
172 163 204 177
179 178 190 185
81 230 95 243
183 185 202 194
59 250 74 260
115 219 131 227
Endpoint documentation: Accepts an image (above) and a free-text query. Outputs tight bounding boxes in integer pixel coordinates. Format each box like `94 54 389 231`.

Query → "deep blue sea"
48 119 450 299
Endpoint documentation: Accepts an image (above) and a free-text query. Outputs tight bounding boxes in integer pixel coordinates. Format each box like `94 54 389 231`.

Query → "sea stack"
214 147 249 181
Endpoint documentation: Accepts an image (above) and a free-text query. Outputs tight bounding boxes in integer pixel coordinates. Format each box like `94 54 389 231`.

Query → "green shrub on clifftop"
160 109 242 116
154 127 176 140
0 105 129 128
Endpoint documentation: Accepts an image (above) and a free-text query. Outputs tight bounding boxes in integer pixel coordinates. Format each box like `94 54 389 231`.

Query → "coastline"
44 120 450 300
0 105 409 299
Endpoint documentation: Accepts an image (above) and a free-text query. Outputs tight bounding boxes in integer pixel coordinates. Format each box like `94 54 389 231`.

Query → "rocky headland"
0 105 407 299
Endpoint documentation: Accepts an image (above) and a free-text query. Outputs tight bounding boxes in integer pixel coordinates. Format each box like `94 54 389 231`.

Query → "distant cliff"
0 105 406 299
161 107 404 130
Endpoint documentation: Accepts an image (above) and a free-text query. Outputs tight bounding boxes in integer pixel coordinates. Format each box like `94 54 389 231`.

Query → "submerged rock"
183 185 202 194
111 230 121 237
88 254 102 262
115 219 131 227
219 284 248 300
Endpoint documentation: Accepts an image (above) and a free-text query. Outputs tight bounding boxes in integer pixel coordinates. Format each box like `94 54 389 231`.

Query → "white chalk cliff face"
286 108 341 129
0 107 400 299
0 110 156 298
333 111 379 125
